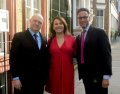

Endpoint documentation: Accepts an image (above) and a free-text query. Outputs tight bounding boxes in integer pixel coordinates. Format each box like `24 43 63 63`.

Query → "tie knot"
34 34 38 43
33 33 40 49
34 34 38 40
81 29 86 35
34 34 37 37
83 29 86 32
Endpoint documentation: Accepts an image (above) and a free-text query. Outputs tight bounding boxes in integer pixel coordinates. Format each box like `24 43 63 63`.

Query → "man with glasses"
76 8 112 94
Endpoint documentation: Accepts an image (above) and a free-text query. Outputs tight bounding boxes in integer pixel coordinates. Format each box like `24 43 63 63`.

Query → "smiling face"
29 14 43 33
53 19 64 34
49 17 68 38
77 10 90 29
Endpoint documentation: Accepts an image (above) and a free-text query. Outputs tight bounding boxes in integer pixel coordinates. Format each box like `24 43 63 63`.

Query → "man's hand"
102 79 109 88
13 79 22 90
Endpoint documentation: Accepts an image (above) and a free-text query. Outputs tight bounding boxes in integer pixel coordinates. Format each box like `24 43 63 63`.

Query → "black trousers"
14 84 44 94
82 74 108 94
14 78 45 94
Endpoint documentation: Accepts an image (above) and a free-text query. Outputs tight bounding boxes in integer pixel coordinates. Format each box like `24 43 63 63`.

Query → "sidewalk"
109 36 120 94
44 36 120 94
111 36 120 48
75 36 120 94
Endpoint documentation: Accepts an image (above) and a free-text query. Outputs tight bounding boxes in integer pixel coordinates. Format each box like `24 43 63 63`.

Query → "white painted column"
73 0 76 29
85 0 90 10
80 0 85 8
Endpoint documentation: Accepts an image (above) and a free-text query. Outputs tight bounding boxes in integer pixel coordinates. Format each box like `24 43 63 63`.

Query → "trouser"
82 74 108 94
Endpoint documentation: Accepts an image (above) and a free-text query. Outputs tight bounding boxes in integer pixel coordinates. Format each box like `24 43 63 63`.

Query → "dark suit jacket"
10 29 49 86
76 26 112 80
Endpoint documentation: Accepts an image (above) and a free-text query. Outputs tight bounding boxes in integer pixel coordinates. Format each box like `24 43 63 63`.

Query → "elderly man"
10 14 49 94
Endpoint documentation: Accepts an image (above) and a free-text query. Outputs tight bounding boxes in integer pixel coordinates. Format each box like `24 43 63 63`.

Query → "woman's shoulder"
65 35 75 41
66 34 75 38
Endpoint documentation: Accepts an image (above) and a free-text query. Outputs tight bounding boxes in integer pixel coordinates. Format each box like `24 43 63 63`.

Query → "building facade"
0 0 119 94
0 0 71 94
92 0 118 41
118 0 120 34
0 0 48 94
72 0 94 35
72 0 119 41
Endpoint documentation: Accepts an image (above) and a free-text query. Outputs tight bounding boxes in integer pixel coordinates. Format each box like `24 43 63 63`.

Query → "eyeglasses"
77 16 88 20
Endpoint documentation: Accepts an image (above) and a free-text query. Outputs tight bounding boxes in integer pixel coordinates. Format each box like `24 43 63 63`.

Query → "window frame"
26 0 41 28
96 9 104 29
0 0 6 53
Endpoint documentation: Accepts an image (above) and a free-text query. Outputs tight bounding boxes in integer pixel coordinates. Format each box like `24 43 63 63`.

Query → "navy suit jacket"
10 29 49 84
76 26 112 80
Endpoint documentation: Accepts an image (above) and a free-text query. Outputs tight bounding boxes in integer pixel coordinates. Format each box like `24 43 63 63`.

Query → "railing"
0 55 9 73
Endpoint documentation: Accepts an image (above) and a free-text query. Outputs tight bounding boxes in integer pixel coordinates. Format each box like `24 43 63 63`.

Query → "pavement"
75 36 120 94
108 36 120 94
44 36 120 94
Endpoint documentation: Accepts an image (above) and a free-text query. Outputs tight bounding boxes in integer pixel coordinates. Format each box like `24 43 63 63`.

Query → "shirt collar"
84 25 90 32
29 28 40 37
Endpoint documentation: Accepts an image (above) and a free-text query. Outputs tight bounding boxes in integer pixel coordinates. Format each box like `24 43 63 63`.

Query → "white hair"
29 13 44 21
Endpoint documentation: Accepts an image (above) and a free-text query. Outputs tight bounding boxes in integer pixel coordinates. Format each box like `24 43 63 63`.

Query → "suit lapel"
25 29 39 50
84 26 94 46
25 29 46 50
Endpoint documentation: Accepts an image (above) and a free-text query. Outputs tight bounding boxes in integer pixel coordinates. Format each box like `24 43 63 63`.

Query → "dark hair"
49 16 69 39
77 8 89 15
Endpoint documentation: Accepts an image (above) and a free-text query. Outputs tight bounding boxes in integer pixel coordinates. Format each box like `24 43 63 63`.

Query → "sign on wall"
0 9 9 32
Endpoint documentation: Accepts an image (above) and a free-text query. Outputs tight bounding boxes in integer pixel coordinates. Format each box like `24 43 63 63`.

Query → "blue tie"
34 34 38 45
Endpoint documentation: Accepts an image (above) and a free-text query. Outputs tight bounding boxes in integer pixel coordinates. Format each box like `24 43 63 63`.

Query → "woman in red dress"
45 16 76 94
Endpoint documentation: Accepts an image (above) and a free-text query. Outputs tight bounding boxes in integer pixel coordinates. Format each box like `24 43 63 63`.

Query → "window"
90 0 93 9
0 33 3 51
97 0 105 3
76 0 80 26
0 0 3 9
50 0 68 21
0 0 6 9
52 0 59 11
0 0 6 53
0 1 7 94
26 0 41 28
96 9 104 29
111 15 118 32
50 0 71 32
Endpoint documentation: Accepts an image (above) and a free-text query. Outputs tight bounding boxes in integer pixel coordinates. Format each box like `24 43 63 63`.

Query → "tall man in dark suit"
76 8 112 94
10 14 49 94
